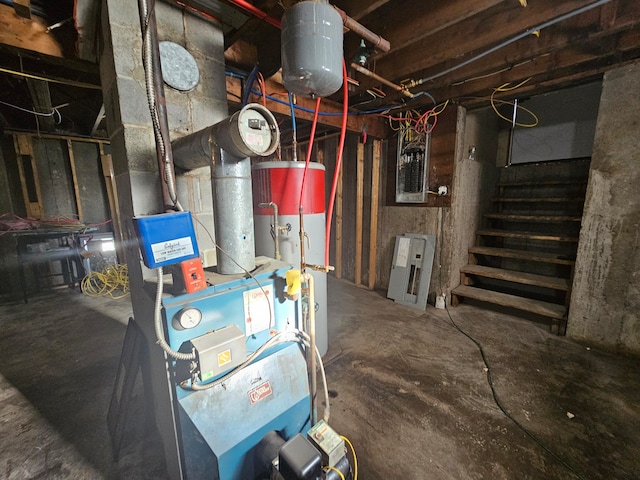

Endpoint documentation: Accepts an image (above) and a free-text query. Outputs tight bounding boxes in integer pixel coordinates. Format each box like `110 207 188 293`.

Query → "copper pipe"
351 62 413 98
333 5 390 52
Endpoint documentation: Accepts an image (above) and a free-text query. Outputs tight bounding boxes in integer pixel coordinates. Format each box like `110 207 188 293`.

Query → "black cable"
443 306 586 480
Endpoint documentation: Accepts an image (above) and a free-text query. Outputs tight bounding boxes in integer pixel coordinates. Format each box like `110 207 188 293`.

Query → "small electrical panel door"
387 234 436 310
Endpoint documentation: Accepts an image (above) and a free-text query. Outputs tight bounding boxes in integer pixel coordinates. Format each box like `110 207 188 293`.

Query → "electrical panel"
387 234 436 310
395 123 430 203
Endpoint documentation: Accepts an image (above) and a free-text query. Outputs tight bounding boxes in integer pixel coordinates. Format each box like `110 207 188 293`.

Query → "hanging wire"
0 100 62 124
490 78 539 128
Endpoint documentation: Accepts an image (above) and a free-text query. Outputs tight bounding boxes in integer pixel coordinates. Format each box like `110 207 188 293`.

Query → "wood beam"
427 25 640 107
66 140 83 222
375 0 607 83
355 141 364 285
26 79 56 131
368 139 381 290
383 5 640 108
348 0 505 62
333 0 392 22
226 76 387 138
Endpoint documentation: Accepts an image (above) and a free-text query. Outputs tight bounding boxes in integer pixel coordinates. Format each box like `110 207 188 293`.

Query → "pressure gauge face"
174 307 202 330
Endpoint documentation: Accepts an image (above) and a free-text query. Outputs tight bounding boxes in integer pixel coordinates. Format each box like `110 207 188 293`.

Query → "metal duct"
172 104 280 274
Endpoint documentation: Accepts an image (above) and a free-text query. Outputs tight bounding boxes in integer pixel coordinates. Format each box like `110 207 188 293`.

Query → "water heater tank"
252 161 328 356
281 1 343 98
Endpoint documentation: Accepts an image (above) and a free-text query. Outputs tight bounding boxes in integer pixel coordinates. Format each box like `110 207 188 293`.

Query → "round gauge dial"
174 307 202 329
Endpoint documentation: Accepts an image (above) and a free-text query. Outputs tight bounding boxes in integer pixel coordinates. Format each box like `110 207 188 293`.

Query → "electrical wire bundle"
81 263 130 299
380 100 449 137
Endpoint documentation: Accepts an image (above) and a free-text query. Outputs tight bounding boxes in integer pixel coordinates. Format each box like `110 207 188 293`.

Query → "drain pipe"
138 0 180 210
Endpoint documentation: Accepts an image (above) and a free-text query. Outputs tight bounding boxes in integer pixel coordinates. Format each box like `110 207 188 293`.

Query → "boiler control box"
133 211 199 268
307 420 345 467
191 325 246 382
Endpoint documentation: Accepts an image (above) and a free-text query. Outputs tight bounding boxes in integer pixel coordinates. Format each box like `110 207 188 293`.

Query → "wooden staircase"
452 175 589 334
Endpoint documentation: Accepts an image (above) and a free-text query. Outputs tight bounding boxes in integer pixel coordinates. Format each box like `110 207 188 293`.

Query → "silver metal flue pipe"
172 104 280 274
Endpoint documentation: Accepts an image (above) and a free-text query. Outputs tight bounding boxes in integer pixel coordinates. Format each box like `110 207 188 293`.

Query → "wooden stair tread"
477 229 579 242
485 213 582 222
469 246 575 265
498 179 588 187
460 264 570 290
492 197 583 203
452 285 567 320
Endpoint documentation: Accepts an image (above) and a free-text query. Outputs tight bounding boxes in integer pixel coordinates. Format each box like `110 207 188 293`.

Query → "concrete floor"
0 277 638 479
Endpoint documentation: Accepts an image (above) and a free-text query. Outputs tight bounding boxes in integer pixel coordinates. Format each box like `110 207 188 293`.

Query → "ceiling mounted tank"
281 1 343 98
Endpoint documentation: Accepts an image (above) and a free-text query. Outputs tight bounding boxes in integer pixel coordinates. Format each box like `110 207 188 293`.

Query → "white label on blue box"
151 236 194 264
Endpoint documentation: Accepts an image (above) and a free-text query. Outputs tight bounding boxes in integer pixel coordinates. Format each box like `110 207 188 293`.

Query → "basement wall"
446 107 501 299
375 106 500 303
568 60 640 355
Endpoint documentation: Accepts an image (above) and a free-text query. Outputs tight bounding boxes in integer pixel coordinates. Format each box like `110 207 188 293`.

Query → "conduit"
138 0 181 210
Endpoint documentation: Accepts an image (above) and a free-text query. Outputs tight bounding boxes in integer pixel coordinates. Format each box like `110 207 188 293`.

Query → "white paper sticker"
395 237 411 268
151 236 194 264
244 285 274 335
245 132 265 148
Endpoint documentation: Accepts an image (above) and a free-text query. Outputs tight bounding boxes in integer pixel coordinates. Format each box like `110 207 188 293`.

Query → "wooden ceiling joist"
374 0 612 84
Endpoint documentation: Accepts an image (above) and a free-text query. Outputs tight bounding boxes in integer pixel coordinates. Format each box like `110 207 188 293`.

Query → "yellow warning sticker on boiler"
218 349 231 367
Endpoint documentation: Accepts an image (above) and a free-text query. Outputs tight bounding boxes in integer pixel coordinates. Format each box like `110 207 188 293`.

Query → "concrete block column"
98 0 228 476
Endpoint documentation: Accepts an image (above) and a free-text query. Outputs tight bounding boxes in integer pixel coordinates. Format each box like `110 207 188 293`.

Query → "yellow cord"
490 77 539 128
324 466 346 480
340 435 358 480
81 263 130 299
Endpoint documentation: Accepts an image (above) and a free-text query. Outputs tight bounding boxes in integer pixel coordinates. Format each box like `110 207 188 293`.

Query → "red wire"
299 97 322 211
325 60 349 266
258 73 267 107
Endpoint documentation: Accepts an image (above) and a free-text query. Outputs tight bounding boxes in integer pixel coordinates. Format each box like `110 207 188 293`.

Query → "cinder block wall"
99 0 228 475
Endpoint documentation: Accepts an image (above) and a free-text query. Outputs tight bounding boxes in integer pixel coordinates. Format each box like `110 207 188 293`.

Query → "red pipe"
299 97 322 210
224 0 281 28
325 60 348 266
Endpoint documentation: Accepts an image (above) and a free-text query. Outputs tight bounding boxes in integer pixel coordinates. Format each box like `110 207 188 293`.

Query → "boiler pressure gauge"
174 307 202 330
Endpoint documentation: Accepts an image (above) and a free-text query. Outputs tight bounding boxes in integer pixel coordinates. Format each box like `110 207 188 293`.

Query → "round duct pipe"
171 104 280 274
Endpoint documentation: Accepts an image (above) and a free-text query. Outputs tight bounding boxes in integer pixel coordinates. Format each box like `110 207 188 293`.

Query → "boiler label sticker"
243 285 274 335
151 236 194 264
248 381 272 404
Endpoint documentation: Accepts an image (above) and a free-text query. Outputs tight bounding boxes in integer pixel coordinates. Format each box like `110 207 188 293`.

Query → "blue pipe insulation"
288 92 297 133
252 89 435 116
242 64 260 107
